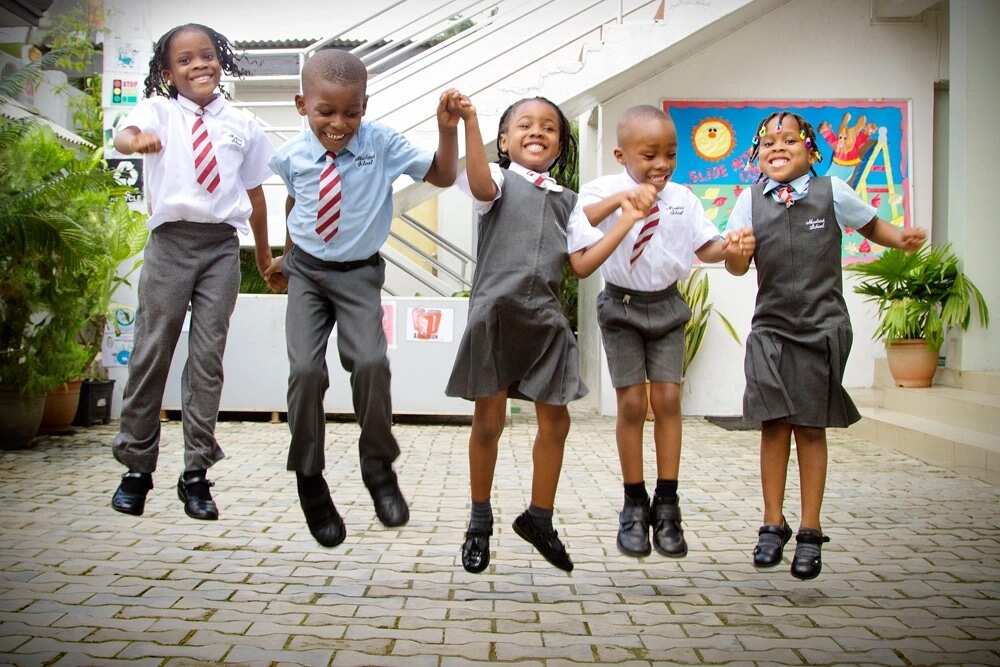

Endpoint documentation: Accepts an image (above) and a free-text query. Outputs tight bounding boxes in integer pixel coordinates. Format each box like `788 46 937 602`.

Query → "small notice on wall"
406 307 454 343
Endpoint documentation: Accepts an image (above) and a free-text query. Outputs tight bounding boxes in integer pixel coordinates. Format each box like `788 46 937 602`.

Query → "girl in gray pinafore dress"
446 96 631 576
725 112 926 581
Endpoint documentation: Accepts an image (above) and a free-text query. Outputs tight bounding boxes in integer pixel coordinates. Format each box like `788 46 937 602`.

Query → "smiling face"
757 114 813 182
614 116 677 192
163 28 221 107
499 99 562 172
296 79 368 154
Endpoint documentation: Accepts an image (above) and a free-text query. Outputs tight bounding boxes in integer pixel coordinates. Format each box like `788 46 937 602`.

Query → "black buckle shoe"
111 472 152 516
461 523 493 574
791 529 830 580
753 519 793 568
363 463 410 528
512 511 573 572
617 498 651 557
651 496 688 558
176 474 218 521
299 477 346 548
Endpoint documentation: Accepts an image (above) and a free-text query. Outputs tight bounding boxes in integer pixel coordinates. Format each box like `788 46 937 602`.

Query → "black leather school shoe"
111 471 153 516
791 528 830 580
176 473 219 521
512 511 574 572
461 523 493 574
617 497 651 557
362 462 410 528
651 496 688 558
298 477 346 548
753 519 793 568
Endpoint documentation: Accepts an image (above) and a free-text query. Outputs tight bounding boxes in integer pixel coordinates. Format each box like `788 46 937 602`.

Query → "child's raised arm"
857 217 926 252
423 89 462 187
582 184 657 227
456 96 497 202
569 197 644 278
114 127 161 155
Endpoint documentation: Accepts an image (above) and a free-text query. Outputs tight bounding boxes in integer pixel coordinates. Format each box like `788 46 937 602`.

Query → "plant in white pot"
847 244 989 387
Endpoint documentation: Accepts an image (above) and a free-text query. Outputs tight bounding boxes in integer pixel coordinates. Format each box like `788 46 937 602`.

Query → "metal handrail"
387 230 472 290
379 250 451 296
398 212 476 266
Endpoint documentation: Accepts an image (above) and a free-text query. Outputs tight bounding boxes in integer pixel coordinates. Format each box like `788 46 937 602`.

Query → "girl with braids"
110 24 276 522
725 111 925 579
447 96 638 573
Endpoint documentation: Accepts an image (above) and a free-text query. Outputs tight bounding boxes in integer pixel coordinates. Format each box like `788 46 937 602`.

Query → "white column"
948 0 1000 372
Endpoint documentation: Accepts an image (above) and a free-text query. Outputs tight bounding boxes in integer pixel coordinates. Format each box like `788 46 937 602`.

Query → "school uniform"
446 162 603 404
112 93 273 474
727 174 876 427
570 174 720 388
270 123 432 476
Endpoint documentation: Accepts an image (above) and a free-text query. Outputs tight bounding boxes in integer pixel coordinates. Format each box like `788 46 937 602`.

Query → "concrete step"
875 358 1000 395
849 402 1000 485
879 384 1000 433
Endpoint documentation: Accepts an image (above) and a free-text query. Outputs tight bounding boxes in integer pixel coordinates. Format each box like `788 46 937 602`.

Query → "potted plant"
848 244 990 387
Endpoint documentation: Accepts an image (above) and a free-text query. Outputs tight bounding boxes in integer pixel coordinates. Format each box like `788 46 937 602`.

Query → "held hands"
130 131 162 154
437 88 469 130
262 255 288 293
722 228 756 259
621 184 657 216
898 226 927 252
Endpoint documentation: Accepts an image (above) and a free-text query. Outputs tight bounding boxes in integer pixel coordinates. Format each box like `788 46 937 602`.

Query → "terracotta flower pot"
885 339 939 388
0 387 45 449
40 379 83 434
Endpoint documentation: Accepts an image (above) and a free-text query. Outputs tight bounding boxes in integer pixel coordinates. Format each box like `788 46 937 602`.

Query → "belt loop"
622 293 631 317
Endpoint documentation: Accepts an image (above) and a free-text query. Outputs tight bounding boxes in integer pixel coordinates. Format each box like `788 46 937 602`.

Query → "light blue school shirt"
269 122 433 262
727 173 878 233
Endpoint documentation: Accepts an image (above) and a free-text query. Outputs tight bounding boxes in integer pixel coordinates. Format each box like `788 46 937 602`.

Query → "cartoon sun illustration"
692 117 735 162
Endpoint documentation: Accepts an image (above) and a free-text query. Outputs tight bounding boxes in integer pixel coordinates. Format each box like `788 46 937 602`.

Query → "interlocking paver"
0 411 997 666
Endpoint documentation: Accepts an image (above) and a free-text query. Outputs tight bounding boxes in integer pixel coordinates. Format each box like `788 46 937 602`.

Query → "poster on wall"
103 107 131 158
382 302 396 350
406 307 454 343
102 37 151 74
101 306 136 368
107 158 143 203
662 99 912 263
102 74 142 107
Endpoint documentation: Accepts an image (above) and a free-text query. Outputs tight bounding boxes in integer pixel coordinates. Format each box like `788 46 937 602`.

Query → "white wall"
580 0 947 416
948 0 1000 372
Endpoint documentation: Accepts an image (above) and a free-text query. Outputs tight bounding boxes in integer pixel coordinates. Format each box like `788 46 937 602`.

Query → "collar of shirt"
762 172 811 197
508 161 563 192
175 93 225 116
305 124 365 163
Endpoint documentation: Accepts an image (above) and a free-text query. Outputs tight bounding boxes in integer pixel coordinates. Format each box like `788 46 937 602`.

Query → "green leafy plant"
847 244 989 352
678 268 740 375
0 118 147 393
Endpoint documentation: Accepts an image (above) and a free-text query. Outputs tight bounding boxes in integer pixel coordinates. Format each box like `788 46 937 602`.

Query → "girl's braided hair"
749 111 823 179
496 96 577 178
143 23 250 99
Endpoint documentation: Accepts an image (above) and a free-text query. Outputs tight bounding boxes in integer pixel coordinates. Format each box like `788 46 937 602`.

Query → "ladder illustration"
855 126 903 225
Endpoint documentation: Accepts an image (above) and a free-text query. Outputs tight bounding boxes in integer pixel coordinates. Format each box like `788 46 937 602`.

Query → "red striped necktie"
776 184 795 208
630 204 660 268
191 109 220 194
317 151 342 242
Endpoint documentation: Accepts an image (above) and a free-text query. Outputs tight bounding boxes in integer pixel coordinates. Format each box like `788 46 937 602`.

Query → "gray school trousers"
283 245 400 477
112 221 239 474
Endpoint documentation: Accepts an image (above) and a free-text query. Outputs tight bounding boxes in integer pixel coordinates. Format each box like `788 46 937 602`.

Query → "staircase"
850 360 1000 484
226 0 780 295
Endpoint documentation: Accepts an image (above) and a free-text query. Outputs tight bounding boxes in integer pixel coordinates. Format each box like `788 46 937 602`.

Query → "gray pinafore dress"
446 168 587 404
743 176 861 428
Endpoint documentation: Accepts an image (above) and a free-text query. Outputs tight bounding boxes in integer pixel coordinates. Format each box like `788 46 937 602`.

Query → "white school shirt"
455 161 603 252
118 93 274 233
569 172 721 290
726 173 878 234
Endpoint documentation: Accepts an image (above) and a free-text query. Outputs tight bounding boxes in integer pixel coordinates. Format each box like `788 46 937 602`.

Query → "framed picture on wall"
663 99 912 264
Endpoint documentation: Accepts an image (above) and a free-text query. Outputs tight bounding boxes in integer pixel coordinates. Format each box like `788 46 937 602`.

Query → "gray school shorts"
597 282 691 388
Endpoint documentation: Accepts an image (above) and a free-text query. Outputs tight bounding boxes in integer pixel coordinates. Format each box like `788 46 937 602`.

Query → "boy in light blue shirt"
267 49 461 548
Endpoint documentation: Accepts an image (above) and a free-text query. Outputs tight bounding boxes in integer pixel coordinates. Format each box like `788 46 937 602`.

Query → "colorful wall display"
662 99 912 263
